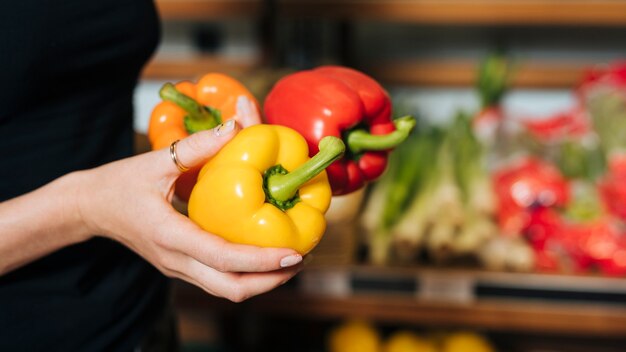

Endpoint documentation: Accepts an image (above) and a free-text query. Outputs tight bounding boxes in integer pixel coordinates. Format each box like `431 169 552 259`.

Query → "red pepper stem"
267 136 345 203
159 83 222 134
346 116 416 154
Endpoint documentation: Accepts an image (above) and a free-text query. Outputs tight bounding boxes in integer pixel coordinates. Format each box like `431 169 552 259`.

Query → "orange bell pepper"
148 73 260 201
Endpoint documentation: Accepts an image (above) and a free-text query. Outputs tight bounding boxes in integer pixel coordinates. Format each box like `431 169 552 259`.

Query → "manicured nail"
280 254 302 268
214 119 236 137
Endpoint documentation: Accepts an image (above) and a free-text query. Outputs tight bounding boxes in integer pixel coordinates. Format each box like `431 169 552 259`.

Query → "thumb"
168 119 240 174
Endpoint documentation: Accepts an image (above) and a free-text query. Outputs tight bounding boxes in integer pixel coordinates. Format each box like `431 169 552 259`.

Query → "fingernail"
214 119 236 137
280 254 302 268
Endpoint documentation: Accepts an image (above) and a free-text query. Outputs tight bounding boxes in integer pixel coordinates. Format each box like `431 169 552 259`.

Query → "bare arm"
0 121 302 302
0 172 88 274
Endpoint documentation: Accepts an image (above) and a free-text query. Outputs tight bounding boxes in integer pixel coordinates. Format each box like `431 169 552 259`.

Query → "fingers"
155 238 302 303
187 258 302 302
155 98 258 176
158 211 302 273
167 119 240 174
235 95 261 128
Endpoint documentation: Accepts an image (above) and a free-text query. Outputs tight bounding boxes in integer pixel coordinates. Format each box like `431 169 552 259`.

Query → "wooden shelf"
156 0 262 21
141 57 588 88
174 266 626 337
141 55 261 80
175 286 626 337
254 293 626 337
156 0 626 25
364 60 588 88
278 0 626 27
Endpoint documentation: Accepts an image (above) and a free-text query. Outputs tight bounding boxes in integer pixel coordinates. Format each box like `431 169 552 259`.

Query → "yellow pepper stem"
265 136 345 210
159 83 222 134
346 115 416 154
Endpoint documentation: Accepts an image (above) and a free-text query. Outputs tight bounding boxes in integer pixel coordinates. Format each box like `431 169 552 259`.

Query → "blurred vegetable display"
473 51 510 147
362 111 498 266
327 320 495 352
507 61 626 275
360 58 626 276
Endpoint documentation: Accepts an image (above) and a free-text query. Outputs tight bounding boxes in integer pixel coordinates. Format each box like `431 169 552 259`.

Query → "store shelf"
156 0 262 21
142 57 587 88
298 265 626 304
174 266 626 337
141 55 261 80
278 0 626 27
155 0 626 26
364 59 588 88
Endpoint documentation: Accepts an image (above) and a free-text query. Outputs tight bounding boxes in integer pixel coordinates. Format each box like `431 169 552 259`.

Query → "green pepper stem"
346 116 416 154
159 83 222 134
267 136 345 203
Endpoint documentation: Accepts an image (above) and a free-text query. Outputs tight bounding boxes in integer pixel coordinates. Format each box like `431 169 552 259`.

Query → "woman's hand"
74 120 302 302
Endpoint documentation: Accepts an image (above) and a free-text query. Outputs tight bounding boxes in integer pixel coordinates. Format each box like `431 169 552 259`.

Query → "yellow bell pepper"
188 124 345 254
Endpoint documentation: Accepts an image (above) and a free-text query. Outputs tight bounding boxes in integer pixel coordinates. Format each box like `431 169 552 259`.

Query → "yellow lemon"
384 330 437 352
441 332 495 352
328 320 381 352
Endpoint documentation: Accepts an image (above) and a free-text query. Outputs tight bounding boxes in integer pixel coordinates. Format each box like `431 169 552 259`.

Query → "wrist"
0 171 94 275
60 171 95 243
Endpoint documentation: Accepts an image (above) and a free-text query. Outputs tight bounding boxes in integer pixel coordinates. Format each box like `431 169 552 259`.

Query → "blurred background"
135 1 626 351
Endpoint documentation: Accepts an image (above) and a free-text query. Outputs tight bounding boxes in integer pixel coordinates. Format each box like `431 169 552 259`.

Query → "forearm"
0 172 91 275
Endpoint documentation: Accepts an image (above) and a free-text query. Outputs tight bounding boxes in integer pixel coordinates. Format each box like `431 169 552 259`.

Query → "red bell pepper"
578 60 626 101
492 157 570 236
599 155 626 221
264 66 415 195
522 107 591 143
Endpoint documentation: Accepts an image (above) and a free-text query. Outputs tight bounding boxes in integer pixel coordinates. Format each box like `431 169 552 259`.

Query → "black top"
0 1 169 350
